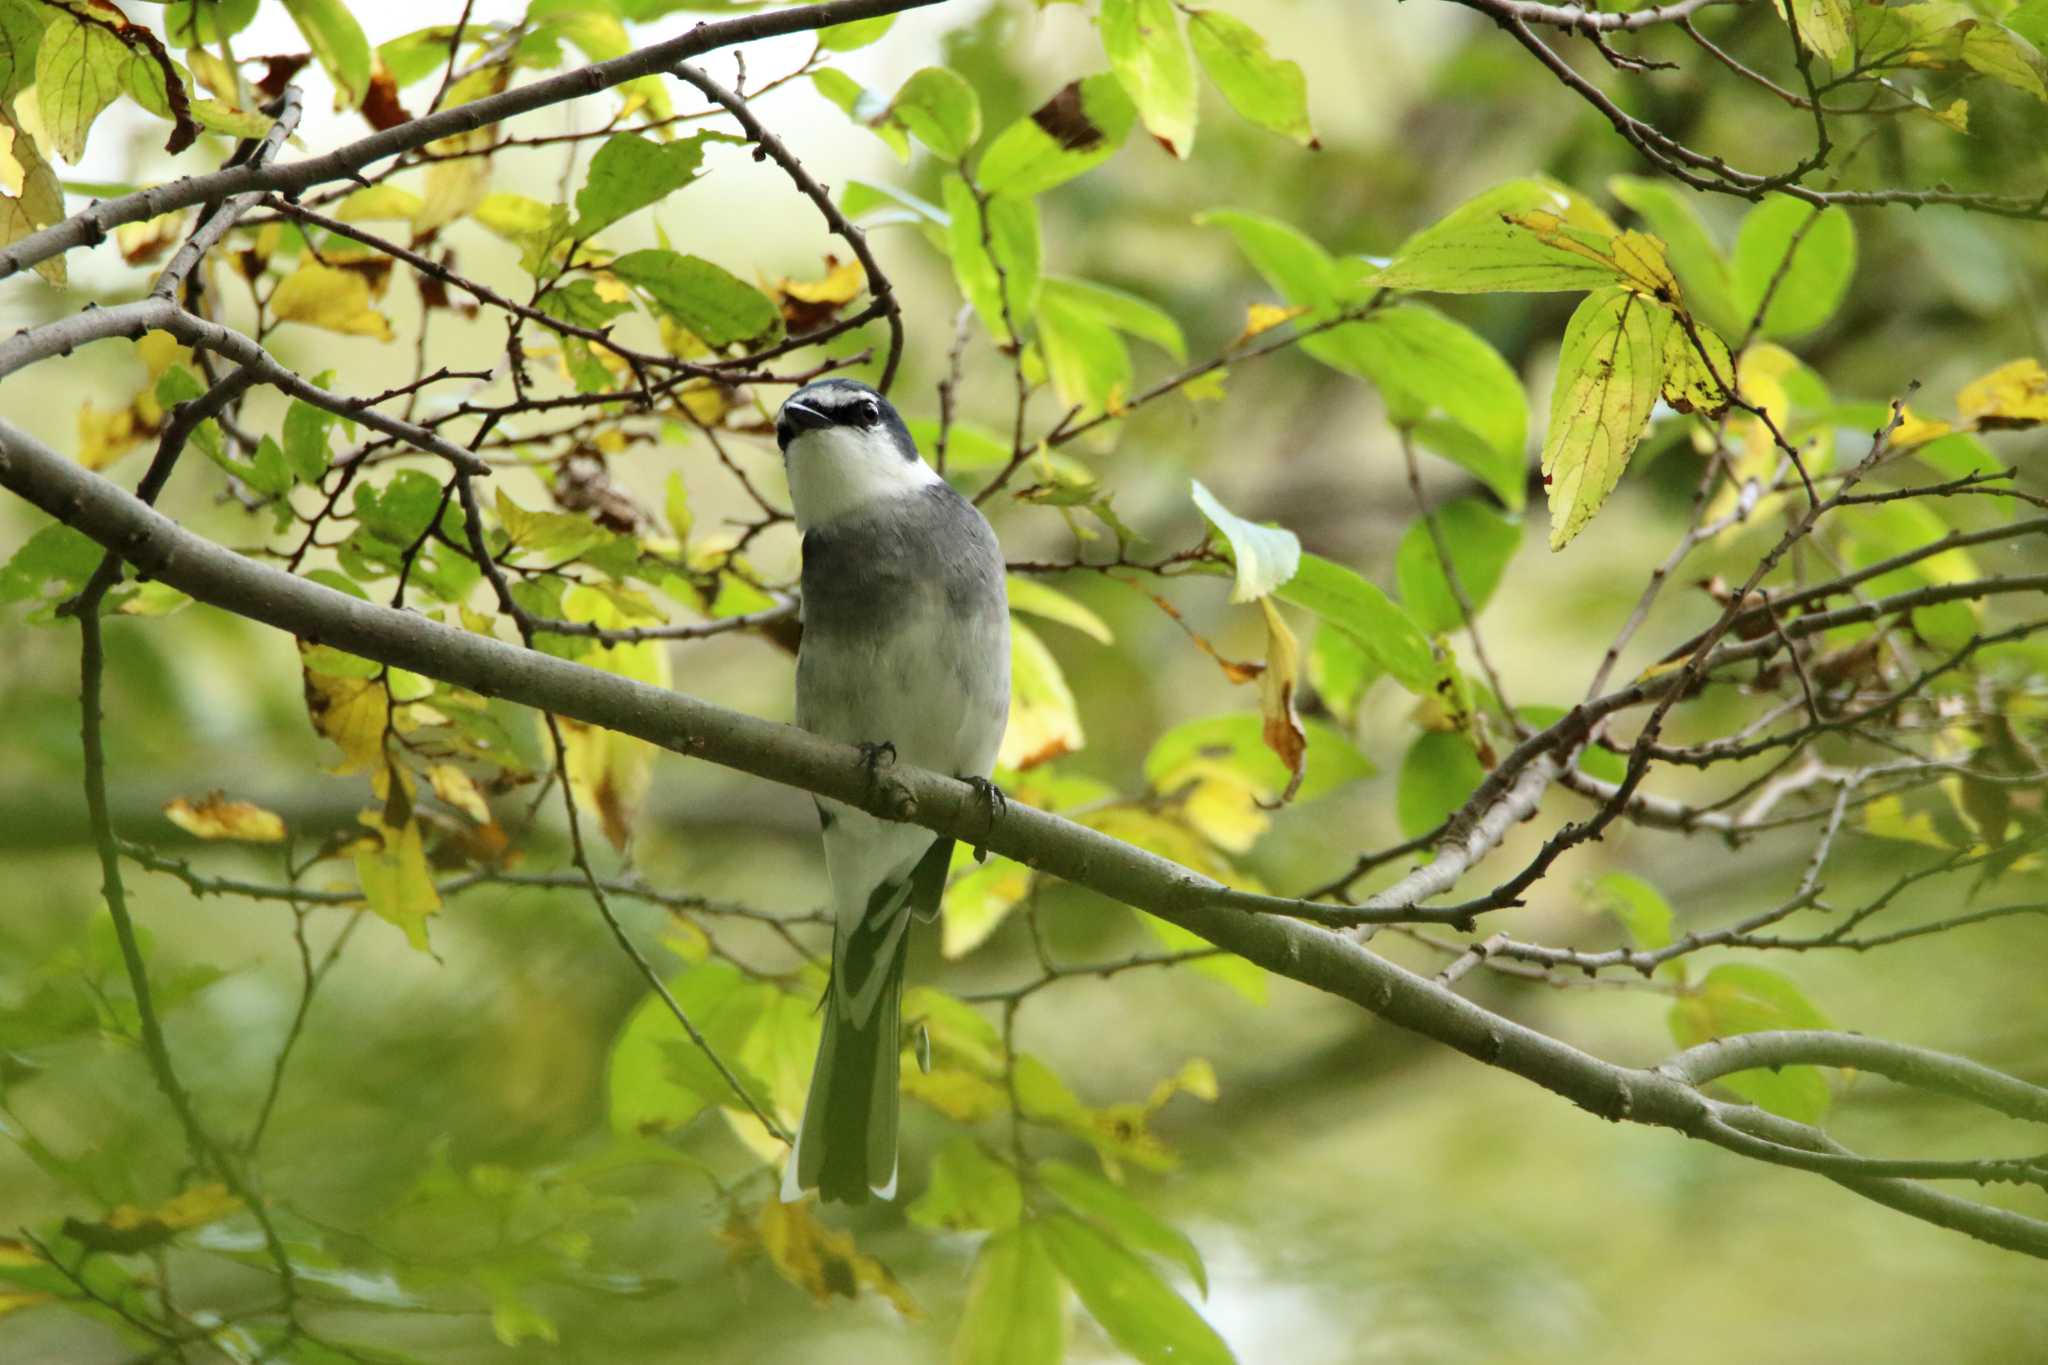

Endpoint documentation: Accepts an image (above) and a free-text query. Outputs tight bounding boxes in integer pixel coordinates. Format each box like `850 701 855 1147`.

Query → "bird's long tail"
783 837 953 1204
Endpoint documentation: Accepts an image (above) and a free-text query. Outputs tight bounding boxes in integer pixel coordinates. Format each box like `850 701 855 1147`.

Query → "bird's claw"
963 775 1006 862
857 740 897 781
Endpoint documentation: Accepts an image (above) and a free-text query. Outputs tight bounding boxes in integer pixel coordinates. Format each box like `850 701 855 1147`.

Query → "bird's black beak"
781 400 833 434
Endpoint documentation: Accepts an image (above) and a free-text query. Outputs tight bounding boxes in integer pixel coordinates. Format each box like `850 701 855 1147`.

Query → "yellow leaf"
1889 406 1954 449
0 111 66 286
115 1183 241 1233
163 793 288 843
338 185 424 222
429 764 492 823
942 852 1033 958
77 401 142 470
1256 598 1307 805
775 256 865 305
0 1290 51 1319
1862 794 1953 851
1957 358 2048 429
354 812 442 950
1239 301 1307 344
547 588 671 851
271 263 395 341
999 619 1085 771
301 648 391 775
753 1199 921 1317
903 1066 1010 1122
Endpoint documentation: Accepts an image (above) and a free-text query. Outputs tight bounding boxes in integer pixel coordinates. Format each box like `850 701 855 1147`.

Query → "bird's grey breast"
797 484 1009 777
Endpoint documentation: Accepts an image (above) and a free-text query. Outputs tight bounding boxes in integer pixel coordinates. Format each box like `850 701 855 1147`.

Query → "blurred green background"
3 0 2047 1360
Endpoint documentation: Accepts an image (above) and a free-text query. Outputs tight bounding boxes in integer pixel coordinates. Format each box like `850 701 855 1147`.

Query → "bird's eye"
857 399 880 424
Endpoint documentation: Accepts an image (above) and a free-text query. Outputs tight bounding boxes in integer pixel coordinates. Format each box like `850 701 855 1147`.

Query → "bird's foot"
963 775 1007 863
857 740 897 781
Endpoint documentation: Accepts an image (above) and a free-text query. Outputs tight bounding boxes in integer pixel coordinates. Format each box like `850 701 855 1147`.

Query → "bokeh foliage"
2 0 2047 1361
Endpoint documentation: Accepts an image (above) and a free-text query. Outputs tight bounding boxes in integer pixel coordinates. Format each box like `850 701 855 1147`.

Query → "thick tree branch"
0 0 948 283
5 417 2043 1257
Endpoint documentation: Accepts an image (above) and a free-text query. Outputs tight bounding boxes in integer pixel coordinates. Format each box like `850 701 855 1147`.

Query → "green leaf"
953 1225 1063 1365
1778 0 1851 61
607 962 772 1135
1039 1160 1208 1296
1668 964 1833 1122
349 474 440 550
1275 553 1442 695
818 13 896 51
1042 277 1186 360
1041 1213 1235 1365
1396 498 1521 635
1145 711 1372 804
909 1137 1022 1233
165 0 261 48
979 74 1137 198
0 0 41 106
609 249 782 350
572 132 713 239
1187 8 1314 146
1190 479 1299 602
283 387 338 483
495 489 611 561
889 66 980 161
0 522 99 608
1196 207 1336 313
1102 0 1198 157
1306 306 1527 467
1008 576 1113 644
34 8 127 163
1411 416 1527 513
810 67 910 160
281 0 372 110
1396 730 1485 838
1588 871 1674 949
1732 197 1855 339
535 278 636 330
1540 287 1663 550
1371 178 1626 294
943 175 1042 344
1608 175 1739 337
1038 283 1131 421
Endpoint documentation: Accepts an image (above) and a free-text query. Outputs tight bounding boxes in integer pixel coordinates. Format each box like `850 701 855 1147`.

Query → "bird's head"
777 379 937 530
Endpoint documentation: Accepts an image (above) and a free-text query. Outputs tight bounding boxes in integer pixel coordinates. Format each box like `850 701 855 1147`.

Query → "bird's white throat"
783 424 942 530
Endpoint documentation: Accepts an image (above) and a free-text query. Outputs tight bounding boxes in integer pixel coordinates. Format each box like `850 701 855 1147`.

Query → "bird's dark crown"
776 379 917 459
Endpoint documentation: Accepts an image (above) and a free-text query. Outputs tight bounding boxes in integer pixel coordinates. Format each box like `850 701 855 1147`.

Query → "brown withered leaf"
360 67 411 131
163 792 288 843
1033 81 1106 152
254 53 313 101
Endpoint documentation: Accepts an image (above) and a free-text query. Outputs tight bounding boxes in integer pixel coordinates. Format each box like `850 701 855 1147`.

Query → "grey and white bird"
775 378 1010 1205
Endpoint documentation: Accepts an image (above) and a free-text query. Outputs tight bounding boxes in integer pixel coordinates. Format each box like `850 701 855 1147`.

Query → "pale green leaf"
1274 553 1442 695
1187 8 1314 146
909 1137 1022 1233
1007 576 1113 644
1732 197 1856 339
1588 871 1674 949
1041 1214 1235 1365
979 74 1137 197
1371 178 1625 294
1305 306 1527 466
943 175 1042 344
952 1225 1063 1365
889 66 980 161
1040 1159 1208 1295
1191 478 1299 602
1102 0 1198 157
1540 287 1663 550
1196 207 1337 313
1669 964 1833 1123
1395 498 1521 635
282 0 371 109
